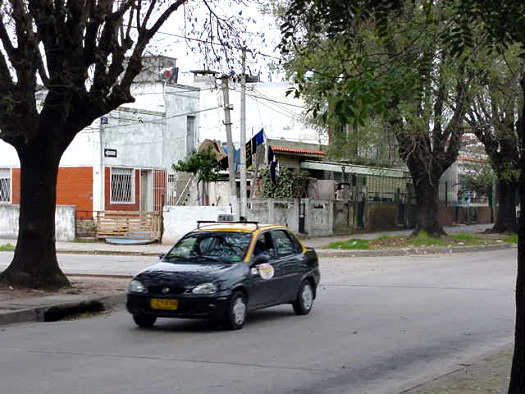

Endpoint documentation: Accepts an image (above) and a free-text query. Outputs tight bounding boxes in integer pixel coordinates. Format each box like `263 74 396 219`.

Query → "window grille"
0 169 10 203
111 168 134 203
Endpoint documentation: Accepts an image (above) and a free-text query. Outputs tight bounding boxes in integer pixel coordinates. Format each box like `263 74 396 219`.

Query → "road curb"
316 243 516 258
56 249 161 257
0 293 126 326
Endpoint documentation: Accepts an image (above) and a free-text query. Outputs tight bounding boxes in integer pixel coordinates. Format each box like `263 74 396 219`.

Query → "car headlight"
129 280 145 293
192 283 217 295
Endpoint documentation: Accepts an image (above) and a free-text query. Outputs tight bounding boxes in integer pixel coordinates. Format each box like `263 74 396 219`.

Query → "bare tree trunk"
0 141 69 289
509 83 525 393
412 175 446 236
492 180 518 233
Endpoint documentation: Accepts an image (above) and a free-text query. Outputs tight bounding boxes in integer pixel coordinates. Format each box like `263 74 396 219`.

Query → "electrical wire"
99 106 221 130
152 30 282 61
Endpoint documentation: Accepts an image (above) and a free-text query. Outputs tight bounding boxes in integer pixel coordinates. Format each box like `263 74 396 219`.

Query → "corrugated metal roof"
271 145 325 156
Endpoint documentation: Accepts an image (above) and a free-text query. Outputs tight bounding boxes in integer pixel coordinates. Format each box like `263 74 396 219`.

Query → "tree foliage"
465 47 523 232
259 167 308 199
459 161 495 200
280 1 475 236
173 147 222 184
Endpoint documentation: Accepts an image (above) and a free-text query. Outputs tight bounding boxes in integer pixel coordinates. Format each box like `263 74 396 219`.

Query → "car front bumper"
126 293 230 320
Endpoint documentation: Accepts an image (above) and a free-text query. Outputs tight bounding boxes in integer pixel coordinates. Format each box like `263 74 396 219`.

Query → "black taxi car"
126 221 320 330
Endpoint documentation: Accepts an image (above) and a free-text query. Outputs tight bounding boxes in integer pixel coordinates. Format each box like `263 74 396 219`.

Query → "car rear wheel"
133 314 157 328
223 291 247 330
293 280 314 315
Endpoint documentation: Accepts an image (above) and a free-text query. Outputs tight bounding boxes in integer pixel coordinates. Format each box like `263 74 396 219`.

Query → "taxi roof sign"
217 214 234 222
196 219 259 229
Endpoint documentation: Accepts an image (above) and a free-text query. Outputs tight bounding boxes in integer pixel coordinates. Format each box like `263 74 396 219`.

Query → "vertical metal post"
99 118 105 213
221 76 238 217
240 47 247 219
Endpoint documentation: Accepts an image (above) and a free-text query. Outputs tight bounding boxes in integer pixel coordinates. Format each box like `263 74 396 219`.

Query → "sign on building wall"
104 148 117 158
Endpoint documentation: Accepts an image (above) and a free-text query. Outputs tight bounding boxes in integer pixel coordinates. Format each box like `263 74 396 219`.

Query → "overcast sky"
151 1 282 84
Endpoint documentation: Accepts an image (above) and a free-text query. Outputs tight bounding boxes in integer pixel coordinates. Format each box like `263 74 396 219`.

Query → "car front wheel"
133 314 157 328
223 291 247 330
293 280 314 315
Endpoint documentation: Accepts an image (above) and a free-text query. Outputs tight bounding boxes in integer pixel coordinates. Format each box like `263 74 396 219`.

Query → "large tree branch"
0 15 16 59
91 0 136 94
119 0 186 90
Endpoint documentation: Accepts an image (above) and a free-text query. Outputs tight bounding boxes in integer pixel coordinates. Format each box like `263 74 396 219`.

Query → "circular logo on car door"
258 263 274 280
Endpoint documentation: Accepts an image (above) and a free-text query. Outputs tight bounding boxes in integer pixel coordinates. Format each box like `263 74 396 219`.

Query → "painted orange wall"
11 168 20 204
10 167 93 217
57 167 93 218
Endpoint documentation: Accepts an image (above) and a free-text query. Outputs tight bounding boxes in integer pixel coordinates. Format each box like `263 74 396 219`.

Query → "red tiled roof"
459 155 486 163
270 145 325 156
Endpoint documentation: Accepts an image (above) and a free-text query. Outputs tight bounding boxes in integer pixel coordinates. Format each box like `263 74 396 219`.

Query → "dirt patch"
403 349 512 393
0 276 129 303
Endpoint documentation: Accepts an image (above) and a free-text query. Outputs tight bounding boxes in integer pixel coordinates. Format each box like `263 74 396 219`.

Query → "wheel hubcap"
302 284 313 310
232 297 246 325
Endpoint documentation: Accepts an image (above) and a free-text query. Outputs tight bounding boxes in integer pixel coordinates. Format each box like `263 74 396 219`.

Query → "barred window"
0 169 10 203
110 168 134 203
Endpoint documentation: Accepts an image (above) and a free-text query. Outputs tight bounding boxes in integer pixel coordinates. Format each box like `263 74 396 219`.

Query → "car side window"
253 232 275 259
273 230 298 257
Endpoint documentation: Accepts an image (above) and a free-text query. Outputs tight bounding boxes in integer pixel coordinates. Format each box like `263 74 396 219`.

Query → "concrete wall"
438 206 493 227
208 181 231 206
304 199 333 236
246 199 330 236
367 202 399 231
0 204 76 241
333 200 354 233
162 205 232 244
160 200 493 242
246 199 300 233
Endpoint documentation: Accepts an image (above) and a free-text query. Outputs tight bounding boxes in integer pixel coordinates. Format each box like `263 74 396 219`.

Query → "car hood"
135 260 237 287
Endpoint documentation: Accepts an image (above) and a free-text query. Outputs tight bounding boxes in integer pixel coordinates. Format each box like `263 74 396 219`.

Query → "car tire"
133 314 157 328
223 291 247 330
293 280 314 315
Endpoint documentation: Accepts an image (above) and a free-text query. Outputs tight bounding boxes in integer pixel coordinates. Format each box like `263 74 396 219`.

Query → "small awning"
300 160 406 178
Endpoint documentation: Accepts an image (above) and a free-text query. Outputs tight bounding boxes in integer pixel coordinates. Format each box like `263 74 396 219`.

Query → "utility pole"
221 76 238 218
239 47 247 219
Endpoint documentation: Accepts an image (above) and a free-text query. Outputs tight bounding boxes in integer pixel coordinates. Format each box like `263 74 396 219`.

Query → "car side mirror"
252 254 270 265
158 253 165 260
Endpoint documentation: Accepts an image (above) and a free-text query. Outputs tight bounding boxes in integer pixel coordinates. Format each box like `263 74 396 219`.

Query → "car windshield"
163 232 252 263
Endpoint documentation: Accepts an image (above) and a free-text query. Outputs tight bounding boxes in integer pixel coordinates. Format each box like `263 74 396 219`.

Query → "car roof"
195 223 286 234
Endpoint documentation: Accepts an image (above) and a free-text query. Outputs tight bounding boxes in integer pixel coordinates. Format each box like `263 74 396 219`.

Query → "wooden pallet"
95 211 161 240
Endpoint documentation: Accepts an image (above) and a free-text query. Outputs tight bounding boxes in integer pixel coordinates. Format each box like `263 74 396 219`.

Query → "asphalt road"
0 249 517 394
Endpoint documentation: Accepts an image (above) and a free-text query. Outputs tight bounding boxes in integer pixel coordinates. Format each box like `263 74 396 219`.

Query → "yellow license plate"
150 298 178 310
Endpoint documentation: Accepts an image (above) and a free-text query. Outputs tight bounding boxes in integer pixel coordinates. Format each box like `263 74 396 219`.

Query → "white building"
0 56 200 215
192 72 326 147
